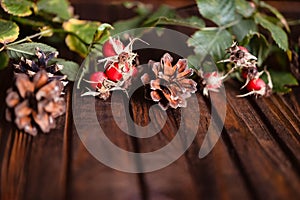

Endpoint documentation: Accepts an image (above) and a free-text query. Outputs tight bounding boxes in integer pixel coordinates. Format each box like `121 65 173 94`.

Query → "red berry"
90 72 107 89
246 78 266 91
102 38 124 57
105 63 123 82
241 68 248 79
238 46 249 53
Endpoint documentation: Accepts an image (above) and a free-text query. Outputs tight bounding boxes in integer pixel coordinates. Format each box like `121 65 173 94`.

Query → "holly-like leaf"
37 0 72 20
188 29 232 61
259 1 290 32
254 13 288 51
54 59 80 81
231 18 257 41
0 51 9 70
63 19 101 57
6 42 57 59
1 0 35 17
196 0 236 26
0 19 19 44
265 70 299 94
235 0 255 18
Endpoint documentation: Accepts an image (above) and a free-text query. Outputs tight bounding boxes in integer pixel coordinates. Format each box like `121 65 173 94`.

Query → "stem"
288 19 300 26
7 29 53 46
6 46 35 56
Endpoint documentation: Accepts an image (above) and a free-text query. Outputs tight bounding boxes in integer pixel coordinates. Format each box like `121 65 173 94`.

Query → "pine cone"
13 48 65 80
5 70 66 136
141 53 197 110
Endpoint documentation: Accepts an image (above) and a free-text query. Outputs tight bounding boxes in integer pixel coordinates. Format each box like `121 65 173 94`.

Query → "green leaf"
235 0 255 18
1 0 35 17
265 70 299 94
149 16 205 29
231 18 257 41
254 13 288 51
54 59 80 81
0 19 19 44
241 32 269 66
143 5 175 25
6 42 57 59
63 19 101 57
259 1 290 32
188 29 232 61
37 0 72 20
196 0 236 26
0 51 9 70
93 23 113 44
112 17 143 35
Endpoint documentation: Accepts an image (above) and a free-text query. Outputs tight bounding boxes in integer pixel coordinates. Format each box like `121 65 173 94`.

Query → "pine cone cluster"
5 48 66 136
141 53 197 110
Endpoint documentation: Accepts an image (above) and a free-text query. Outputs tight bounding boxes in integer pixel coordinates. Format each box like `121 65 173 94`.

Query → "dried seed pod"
141 53 197 110
5 70 66 136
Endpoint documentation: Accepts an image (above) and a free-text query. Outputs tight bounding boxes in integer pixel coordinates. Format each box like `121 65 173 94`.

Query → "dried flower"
5 70 65 136
141 53 197 110
199 71 226 96
219 41 257 66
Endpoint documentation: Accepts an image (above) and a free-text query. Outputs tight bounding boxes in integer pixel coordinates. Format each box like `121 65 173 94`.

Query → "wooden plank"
0 68 69 199
129 90 198 200
183 92 252 200
19 84 74 200
252 93 300 167
69 91 141 200
221 80 300 199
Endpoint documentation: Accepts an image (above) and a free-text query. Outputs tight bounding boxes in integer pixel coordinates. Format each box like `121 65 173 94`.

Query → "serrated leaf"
0 19 19 44
0 51 9 70
37 0 72 20
235 0 255 18
1 0 35 17
196 0 236 26
259 1 290 32
264 70 299 94
6 42 57 59
112 16 145 35
63 19 101 57
54 59 80 81
254 13 288 51
143 5 175 25
241 32 269 66
231 18 257 41
150 16 205 29
188 29 232 61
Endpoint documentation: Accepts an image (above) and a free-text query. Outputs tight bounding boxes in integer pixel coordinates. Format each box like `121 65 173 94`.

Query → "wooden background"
1 1 300 200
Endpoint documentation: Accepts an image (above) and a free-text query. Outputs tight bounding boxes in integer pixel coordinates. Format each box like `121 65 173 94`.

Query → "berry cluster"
82 39 273 110
218 42 273 97
83 37 140 100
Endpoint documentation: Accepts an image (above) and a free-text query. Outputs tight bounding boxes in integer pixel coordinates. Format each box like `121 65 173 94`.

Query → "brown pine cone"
141 53 197 110
5 70 65 136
